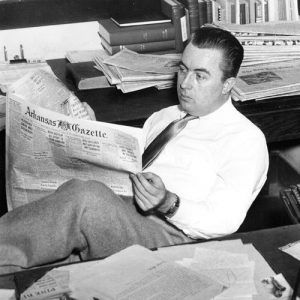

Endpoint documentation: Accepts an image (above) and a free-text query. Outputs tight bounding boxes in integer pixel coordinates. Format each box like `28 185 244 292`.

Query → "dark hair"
190 26 244 81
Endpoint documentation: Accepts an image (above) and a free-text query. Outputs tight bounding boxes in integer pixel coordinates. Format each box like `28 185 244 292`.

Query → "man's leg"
0 179 193 274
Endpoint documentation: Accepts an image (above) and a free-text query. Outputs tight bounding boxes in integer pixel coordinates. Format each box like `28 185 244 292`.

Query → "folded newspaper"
94 48 180 93
233 59 300 101
6 70 142 210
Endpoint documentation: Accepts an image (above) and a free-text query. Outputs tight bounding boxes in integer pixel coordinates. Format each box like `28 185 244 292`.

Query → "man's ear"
222 77 236 94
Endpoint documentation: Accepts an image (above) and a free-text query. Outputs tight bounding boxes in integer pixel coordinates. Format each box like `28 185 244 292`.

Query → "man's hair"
190 26 244 81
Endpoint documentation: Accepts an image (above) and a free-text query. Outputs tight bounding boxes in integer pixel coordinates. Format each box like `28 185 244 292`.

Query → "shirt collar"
178 96 235 123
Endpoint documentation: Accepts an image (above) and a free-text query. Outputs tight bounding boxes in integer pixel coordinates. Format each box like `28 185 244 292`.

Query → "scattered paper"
279 240 300 261
0 289 15 300
0 62 54 93
57 245 225 300
66 49 107 63
20 269 70 300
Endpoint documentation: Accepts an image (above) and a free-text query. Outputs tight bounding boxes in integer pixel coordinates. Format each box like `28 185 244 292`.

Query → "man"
0 26 268 274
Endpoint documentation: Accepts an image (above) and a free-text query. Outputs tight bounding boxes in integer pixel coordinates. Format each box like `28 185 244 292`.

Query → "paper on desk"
58 244 226 300
193 247 250 268
20 269 70 300
65 49 107 63
103 48 181 74
156 239 294 300
0 62 53 93
279 240 300 261
176 246 257 299
0 289 15 300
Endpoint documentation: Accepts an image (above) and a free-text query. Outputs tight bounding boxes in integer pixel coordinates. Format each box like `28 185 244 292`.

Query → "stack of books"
281 184 300 224
213 21 300 102
98 0 207 55
98 17 177 55
94 48 181 93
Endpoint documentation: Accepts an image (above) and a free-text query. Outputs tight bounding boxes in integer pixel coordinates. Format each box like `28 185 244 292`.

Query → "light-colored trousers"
0 179 193 274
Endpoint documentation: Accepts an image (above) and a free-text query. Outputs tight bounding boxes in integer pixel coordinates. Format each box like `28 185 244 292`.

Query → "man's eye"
179 66 187 73
196 74 205 80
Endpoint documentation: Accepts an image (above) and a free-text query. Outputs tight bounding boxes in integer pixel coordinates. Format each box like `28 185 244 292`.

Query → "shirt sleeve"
168 130 269 239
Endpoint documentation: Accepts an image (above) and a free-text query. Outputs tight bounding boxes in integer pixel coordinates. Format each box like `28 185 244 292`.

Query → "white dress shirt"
142 99 269 239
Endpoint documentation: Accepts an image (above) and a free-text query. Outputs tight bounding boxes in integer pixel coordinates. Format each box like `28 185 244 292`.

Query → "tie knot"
183 113 197 122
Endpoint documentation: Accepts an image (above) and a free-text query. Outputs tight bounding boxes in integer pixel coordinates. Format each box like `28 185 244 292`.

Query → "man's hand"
130 172 176 213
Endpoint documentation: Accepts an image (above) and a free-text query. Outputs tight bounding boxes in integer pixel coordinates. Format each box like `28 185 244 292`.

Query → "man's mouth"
180 93 191 101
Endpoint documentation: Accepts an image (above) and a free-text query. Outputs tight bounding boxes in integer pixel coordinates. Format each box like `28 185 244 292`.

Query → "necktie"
142 114 197 169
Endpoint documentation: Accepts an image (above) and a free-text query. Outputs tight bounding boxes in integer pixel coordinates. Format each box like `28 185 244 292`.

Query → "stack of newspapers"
213 21 300 102
94 48 181 93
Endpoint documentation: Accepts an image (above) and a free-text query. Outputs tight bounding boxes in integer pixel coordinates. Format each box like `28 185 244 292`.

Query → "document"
19 269 70 300
156 239 294 299
6 70 142 209
0 289 14 300
38 245 225 300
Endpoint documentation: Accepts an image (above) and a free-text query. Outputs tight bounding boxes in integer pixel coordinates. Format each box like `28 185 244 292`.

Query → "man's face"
177 43 229 117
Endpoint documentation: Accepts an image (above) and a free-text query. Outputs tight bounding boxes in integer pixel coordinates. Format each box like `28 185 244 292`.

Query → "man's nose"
180 71 193 89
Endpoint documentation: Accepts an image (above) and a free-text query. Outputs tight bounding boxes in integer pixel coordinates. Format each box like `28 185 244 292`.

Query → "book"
281 188 300 223
198 0 208 26
100 34 176 55
240 2 250 24
110 10 171 27
161 0 188 53
66 61 111 90
98 18 175 46
206 0 213 23
178 0 200 33
212 0 222 23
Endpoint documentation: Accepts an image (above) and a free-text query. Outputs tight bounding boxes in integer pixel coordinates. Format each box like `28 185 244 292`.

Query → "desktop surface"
0 224 300 296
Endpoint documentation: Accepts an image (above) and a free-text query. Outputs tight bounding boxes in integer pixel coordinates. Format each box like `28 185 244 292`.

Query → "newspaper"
19 269 70 300
94 50 178 93
103 48 180 74
0 62 53 93
233 60 300 101
6 70 141 210
214 20 300 36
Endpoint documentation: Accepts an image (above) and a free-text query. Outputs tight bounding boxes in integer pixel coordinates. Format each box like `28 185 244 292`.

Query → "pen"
270 277 286 298
271 277 286 292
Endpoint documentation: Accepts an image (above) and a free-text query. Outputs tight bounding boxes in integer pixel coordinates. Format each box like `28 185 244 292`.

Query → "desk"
0 224 300 295
48 59 300 144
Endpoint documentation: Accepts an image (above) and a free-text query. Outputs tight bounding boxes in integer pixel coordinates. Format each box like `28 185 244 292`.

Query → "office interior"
0 0 300 296
1 0 300 229
1 0 300 290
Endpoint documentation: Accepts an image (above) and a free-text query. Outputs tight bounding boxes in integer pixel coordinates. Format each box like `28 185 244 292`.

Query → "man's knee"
58 179 120 209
